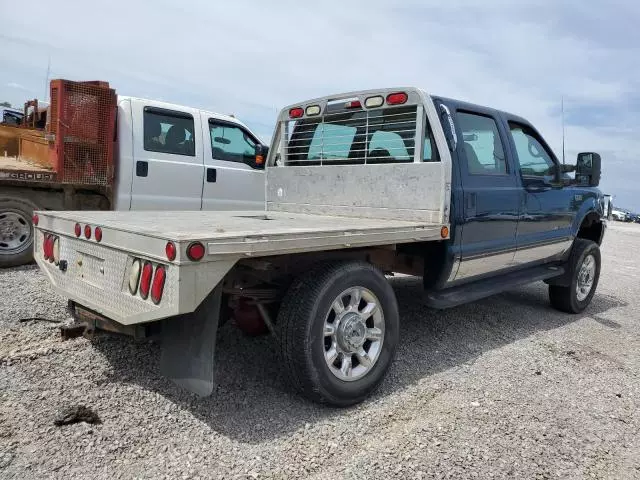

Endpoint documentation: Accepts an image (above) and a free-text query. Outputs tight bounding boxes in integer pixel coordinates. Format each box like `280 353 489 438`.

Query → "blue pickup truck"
36 88 605 406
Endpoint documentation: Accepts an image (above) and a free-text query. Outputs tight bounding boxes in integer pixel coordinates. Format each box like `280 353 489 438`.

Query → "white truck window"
209 121 258 163
458 112 507 175
143 108 195 157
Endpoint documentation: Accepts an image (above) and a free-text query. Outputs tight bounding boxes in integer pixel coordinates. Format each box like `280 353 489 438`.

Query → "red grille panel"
48 80 117 186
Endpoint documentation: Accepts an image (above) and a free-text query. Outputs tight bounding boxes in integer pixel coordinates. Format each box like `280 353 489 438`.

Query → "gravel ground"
1 222 639 479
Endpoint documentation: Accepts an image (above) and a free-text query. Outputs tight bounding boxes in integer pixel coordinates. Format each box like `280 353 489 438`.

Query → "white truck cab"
114 96 266 212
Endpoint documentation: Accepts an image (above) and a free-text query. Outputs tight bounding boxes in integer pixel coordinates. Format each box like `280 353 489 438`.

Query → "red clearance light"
74 223 81 237
186 242 205 261
139 261 153 299
84 225 92 239
289 107 304 119
346 100 362 109
151 265 166 304
165 241 177 261
386 92 408 105
95 226 103 242
32 214 39 226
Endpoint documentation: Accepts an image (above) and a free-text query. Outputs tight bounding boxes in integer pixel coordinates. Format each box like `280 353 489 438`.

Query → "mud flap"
159 285 222 396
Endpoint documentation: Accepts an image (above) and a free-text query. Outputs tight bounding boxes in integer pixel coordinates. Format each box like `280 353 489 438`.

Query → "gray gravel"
1 223 639 479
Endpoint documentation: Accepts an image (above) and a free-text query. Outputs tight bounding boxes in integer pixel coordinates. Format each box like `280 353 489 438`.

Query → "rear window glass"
285 105 429 165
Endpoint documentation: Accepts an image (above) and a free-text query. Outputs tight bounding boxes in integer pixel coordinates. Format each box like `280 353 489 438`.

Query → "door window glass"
143 109 195 156
458 112 507 175
209 121 258 163
509 123 556 176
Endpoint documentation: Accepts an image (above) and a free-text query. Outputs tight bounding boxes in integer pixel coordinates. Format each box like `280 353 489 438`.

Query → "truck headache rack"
277 89 424 166
49 80 117 186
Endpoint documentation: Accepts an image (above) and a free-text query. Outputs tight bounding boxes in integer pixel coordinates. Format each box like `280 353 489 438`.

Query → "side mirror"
251 144 269 169
576 152 601 187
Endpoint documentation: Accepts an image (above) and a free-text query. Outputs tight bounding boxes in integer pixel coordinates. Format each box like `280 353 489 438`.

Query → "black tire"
276 261 399 407
0 196 38 268
549 238 601 313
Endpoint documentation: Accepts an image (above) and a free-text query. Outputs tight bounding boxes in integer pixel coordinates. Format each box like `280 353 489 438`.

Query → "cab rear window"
285 105 433 166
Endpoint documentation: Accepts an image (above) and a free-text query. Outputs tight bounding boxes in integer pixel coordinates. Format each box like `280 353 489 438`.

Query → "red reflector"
139 261 153 299
74 223 81 237
151 265 166 304
95 227 103 242
84 225 91 239
32 214 39 226
186 242 205 261
386 92 408 105
346 100 362 109
165 241 176 261
289 107 304 119
43 235 51 259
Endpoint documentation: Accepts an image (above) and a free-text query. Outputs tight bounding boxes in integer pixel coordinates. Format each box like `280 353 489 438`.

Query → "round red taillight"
139 261 154 299
84 225 91 239
151 265 166 304
289 107 304 119
43 235 51 259
74 223 81 237
386 92 408 105
95 226 103 242
32 214 39 226
186 242 205 261
165 241 176 261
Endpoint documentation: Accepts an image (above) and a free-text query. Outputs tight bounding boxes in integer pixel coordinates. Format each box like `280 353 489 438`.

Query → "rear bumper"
35 230 182 325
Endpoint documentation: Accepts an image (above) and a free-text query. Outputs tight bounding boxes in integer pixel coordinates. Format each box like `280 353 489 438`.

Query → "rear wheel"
549 238 601 313
277 261 399 406
0 196 37 268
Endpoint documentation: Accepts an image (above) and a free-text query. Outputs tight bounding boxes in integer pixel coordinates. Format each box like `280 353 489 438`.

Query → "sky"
1 0 638 210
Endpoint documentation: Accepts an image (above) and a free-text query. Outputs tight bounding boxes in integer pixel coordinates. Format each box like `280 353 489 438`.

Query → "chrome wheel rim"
576 254 596 302
0 210 32 254
323 286 384 382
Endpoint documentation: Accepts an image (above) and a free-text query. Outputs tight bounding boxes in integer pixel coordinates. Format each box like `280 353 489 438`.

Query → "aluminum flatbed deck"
39 210 445 259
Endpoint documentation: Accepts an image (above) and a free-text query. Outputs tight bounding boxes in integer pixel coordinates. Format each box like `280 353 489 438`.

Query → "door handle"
136 161 148 177
206 168 217 183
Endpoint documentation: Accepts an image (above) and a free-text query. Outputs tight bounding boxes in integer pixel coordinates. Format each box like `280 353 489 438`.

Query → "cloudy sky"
1 0 638 210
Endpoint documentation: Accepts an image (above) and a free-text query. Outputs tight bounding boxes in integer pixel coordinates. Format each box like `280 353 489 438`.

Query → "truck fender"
571 196 605 245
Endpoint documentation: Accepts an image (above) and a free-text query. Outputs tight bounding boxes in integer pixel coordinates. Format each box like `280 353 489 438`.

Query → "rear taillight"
289 107 304 119
187 242 205 261
165 241 176 261
95 227 103 242
32 214 39 226
84 225 91 239
74 223 81 237
129 259 141 295
151 265 166 304
53 237 60 265
386 92 408 105
43 235 51 260
139 261 153 299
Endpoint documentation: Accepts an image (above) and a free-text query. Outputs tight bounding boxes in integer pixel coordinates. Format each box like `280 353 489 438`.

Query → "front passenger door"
201 115 265 211
508 122 574 265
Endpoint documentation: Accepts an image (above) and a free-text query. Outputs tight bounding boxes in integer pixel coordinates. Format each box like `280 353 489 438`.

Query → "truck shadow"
93 276 626 444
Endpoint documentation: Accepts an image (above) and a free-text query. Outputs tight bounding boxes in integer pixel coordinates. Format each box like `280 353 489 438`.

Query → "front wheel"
549 238 601 313
277 261 399 406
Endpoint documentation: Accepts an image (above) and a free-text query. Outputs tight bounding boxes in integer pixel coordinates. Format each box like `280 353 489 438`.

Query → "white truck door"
200 113 265 211
130 103 204 210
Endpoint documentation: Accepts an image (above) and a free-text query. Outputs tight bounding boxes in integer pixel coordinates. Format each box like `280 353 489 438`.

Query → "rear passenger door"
130 105 204 210
200 114 264 211
454 110 522 281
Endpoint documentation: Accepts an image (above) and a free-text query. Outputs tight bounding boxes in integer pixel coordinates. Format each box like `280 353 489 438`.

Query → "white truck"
34 87 605 406
0 79 266 267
